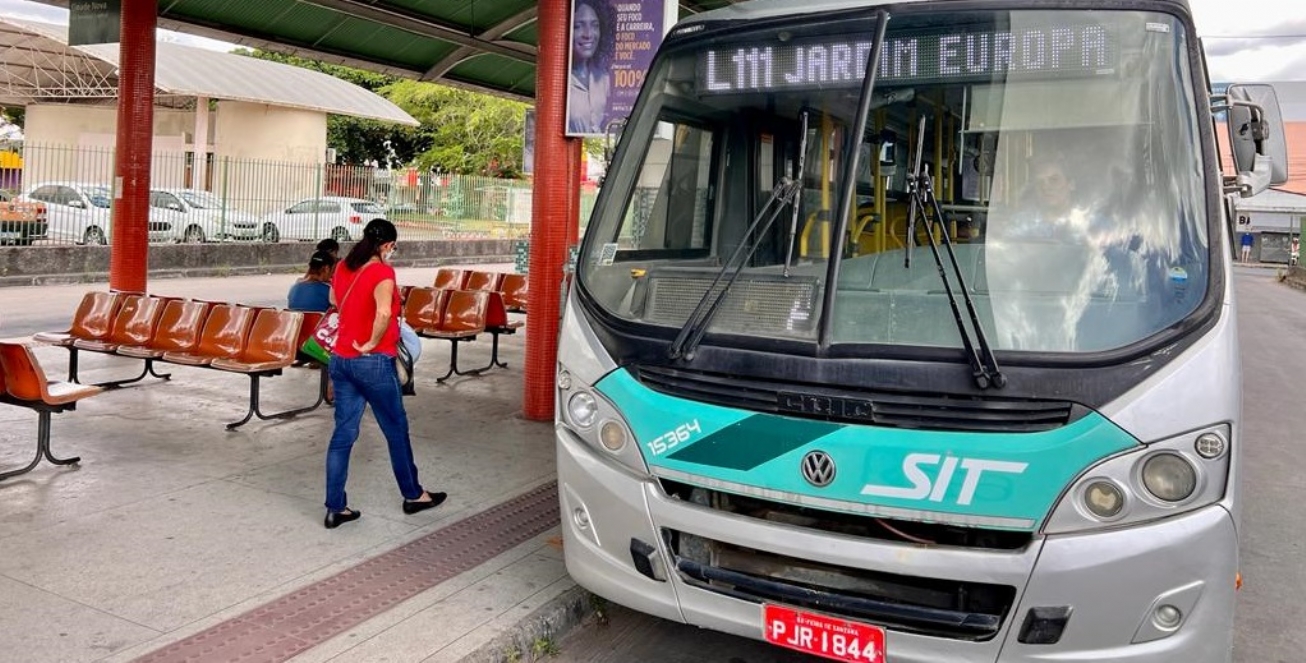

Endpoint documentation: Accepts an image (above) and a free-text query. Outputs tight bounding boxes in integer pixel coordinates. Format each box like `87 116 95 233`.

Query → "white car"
19 181 112 245
19 181 176 245
258 196 388 243
149 189 260 243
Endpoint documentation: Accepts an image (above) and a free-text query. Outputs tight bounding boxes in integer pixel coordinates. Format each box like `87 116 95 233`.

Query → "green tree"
383 81 528 178
2 106 24 129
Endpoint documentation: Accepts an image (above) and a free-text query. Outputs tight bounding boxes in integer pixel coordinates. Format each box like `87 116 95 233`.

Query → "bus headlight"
600 420 628 451
1044 424 1230 535
1194 432 1226 459
1083 480 1126 519
1141 453 1197 502
557 362 649 475
568 392 598 428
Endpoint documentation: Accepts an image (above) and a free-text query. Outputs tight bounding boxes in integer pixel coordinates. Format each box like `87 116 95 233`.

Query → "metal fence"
0 142 597 246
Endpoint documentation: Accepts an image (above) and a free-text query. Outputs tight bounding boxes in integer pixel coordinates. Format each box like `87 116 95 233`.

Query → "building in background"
0 17 416 214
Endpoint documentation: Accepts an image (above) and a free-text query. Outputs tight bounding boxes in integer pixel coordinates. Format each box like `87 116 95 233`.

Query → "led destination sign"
698 25 1116 93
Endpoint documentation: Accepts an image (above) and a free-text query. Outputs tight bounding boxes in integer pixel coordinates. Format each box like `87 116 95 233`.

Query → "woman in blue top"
288 250 335 312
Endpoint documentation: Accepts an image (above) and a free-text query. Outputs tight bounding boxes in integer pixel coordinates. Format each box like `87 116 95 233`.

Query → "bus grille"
664 529 1017 640
658 479 1033 551
635 365 1075 433
644 271 820 338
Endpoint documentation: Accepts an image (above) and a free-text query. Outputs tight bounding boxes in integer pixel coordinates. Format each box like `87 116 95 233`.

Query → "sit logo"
860 453 1028 506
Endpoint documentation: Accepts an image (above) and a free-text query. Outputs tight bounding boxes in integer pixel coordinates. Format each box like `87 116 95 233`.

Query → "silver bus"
555 1 1286 660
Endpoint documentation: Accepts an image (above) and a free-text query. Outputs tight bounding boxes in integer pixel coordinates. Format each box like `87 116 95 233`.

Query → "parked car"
19 181 112 245
18 181 173 245
259 196 387 243
0 191 47 246
149 189 260 242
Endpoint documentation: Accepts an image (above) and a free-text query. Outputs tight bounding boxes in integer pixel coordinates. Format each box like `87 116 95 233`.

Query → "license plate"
0 231 20 239
763 604 885 662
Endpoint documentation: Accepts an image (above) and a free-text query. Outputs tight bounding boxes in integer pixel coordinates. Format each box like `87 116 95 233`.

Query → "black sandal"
324 508 361 529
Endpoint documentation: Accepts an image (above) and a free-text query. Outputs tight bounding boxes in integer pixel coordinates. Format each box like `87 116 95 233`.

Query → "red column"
110 0 156 293
523 0 582 420
568 143 582 248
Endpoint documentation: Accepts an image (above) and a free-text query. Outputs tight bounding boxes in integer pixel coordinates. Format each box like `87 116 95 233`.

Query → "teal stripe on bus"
667 414 842 470
595 367 1139 530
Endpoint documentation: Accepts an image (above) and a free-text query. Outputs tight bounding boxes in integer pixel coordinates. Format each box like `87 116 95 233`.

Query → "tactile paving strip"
132 481 560 663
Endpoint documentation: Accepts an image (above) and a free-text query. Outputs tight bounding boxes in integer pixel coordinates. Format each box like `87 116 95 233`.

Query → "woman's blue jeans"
324 353 424 512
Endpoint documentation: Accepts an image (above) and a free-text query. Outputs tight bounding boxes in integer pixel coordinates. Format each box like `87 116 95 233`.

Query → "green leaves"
384 81 528 177
235 49 529 177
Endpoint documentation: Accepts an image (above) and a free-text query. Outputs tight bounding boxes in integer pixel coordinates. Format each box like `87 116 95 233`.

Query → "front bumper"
557 427 1236 663
217 226 260 240
0 219 47 242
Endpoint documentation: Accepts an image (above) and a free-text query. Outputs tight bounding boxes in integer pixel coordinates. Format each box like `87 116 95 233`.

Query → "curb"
461 584 596 663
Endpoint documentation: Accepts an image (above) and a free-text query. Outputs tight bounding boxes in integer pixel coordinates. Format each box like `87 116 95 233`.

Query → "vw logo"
801 450 836 487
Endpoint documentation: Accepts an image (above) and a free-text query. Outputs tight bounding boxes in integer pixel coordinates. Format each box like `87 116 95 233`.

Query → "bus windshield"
578 8 1208 355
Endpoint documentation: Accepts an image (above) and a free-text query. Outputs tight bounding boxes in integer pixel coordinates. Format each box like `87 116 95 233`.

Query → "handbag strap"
336 261 377 312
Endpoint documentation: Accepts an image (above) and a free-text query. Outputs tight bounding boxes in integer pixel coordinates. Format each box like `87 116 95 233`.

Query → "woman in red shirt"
323 219 445 529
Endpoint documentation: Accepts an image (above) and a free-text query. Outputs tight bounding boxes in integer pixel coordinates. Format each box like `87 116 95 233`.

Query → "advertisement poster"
69 0 121 46
566 0 666 137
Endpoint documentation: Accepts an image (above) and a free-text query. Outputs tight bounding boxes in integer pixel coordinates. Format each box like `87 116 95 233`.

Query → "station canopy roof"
0 15 419 125
29 0 744 102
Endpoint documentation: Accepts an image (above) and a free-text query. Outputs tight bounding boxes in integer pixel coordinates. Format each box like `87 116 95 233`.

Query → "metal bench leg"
67 347 80 383
226 371 326 430
452 339 490 378
0 411 80 482
491 333 509 369
435 341 459 382
0 432 43 482
147 358 173 381
70 349 172 390
39 412 80 466
474 333 509 372
226 377 258 429
91 357 172 389
454 336 493 378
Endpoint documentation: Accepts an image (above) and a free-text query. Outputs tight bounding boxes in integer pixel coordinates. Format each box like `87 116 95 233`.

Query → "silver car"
259 196 388 243
149 189 260 242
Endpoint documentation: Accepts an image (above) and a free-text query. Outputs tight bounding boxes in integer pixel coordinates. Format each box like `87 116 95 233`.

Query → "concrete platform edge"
461 584 596 663
0 253 516 288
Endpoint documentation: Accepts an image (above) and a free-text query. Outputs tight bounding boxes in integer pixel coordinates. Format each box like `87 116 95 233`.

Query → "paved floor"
0 268 572 663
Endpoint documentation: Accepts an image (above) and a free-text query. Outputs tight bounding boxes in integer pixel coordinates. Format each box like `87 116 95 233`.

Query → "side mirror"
1224 83 1289 197
168 203 183 211
68 199 86 209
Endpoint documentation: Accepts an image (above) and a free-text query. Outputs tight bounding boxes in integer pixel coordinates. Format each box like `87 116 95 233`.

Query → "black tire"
331 226 350 242
262 223 280 243
84 226 106 245
183 225 205 243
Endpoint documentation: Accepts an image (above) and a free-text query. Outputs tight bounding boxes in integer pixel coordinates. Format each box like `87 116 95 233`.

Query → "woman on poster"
568 0 616 134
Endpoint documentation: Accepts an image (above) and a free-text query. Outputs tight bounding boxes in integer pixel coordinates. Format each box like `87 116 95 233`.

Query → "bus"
554 1 1286 661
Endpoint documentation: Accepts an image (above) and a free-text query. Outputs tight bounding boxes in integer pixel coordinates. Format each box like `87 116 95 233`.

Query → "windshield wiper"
903 115 1005 390
783 110 810 277
667 175 803 362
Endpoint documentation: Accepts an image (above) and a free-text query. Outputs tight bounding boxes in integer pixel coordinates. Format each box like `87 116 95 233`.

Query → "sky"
0 0 1300 82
